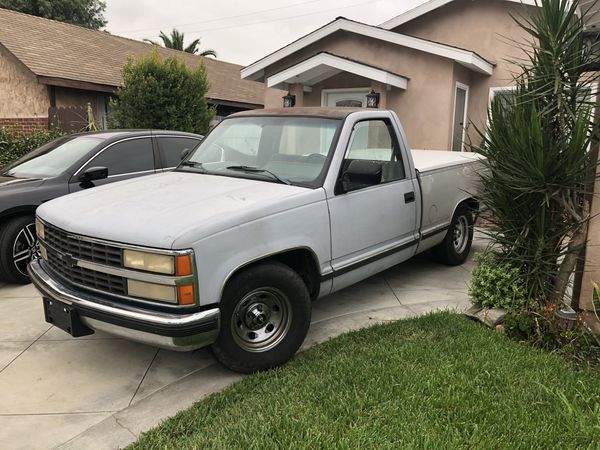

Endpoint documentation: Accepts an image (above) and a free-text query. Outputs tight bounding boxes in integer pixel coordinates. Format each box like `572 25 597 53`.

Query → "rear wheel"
432 204 474 266
0 215 37 284
211 262 311 373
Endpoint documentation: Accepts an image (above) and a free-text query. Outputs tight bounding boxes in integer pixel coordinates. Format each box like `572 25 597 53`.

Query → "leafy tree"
474 0 598 306
109 50 215 135
0 0 107 29
144 29 217 57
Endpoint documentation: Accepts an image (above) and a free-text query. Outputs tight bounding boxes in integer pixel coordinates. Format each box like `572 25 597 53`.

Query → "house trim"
451 81 470 152
266 52 409 90
37 76 117 94
380 0 539 30
241 17 495 82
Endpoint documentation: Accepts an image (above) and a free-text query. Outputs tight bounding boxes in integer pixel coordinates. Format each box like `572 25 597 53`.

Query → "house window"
488 85 596 150
322 88 370 108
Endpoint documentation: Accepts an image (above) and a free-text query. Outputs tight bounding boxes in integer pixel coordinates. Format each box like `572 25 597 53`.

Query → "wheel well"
228 249 321 301
462 198 479 213
0 208 36 227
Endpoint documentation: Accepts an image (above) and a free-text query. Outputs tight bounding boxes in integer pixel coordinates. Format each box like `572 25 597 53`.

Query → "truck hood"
37 171 320 249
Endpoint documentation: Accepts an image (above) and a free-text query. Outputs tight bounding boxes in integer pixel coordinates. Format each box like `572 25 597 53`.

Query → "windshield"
181 116 341 187
2 136 103 178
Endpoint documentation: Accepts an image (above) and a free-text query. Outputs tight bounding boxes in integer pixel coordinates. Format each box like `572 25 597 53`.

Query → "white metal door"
452 83 469 152
326 118 419 289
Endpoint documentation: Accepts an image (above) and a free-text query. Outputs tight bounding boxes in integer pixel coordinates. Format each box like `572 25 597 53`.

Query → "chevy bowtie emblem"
59 252 77 268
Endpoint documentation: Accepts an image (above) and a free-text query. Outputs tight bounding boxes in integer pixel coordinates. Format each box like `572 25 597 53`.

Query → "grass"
129 313 600 449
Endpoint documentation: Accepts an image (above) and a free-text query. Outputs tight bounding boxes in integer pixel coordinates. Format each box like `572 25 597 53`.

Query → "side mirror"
78 166 108 183
338 160 382 194
180 148 191 161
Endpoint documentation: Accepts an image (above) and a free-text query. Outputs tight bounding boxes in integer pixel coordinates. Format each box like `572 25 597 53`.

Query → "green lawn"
130 313 600 449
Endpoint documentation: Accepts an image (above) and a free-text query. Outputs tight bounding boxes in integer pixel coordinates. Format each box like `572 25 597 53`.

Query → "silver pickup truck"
29 107 482 373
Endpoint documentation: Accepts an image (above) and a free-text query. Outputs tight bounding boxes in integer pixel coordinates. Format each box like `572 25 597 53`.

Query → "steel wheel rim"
231 287 292 353
452 216 469 254
12 223 37 276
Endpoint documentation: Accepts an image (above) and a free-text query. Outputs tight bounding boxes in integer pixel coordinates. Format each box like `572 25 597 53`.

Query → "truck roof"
231 107 364 119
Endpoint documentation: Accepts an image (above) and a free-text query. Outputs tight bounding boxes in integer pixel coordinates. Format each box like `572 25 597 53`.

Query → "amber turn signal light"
176 255 193 276
177 285 195 305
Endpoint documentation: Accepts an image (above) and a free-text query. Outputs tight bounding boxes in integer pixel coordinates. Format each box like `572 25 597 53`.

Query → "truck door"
326 117 419 289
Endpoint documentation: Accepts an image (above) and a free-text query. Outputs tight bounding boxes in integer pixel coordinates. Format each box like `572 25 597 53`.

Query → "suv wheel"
0 216 37 284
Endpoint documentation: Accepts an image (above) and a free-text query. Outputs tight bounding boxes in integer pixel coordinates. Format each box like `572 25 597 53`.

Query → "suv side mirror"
180 148 191 161
78 166 108 183
337 160 382 194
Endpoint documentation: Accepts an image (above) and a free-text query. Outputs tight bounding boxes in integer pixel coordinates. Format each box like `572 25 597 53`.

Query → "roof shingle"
0 8 264 106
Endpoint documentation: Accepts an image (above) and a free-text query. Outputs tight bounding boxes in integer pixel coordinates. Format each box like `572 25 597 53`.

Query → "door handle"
404 191 415 203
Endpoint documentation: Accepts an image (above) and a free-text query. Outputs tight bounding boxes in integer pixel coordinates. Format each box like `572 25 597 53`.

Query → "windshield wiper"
225 165 291 185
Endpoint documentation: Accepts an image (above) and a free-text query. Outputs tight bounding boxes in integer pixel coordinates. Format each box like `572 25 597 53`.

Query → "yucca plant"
474 0 599 307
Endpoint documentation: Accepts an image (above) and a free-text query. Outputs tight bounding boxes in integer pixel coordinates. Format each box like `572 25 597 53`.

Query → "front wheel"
432 204 474 266
211 262 311 373
0 215 37 284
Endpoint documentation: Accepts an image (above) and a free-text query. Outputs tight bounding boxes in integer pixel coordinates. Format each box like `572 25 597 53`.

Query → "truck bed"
411 149 484 173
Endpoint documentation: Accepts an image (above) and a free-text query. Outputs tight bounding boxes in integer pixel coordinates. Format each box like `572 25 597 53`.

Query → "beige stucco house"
243 0 600 319
242 0 545 152
0 8 272 133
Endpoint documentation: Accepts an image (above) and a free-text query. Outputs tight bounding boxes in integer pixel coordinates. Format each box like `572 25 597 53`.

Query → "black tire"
432 204 474 266
211 261 311 373
0 215 37 284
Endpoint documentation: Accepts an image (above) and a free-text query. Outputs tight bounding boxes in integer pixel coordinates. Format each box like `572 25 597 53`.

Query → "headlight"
123 249 174 275
127 280 177 303
35 218 45 240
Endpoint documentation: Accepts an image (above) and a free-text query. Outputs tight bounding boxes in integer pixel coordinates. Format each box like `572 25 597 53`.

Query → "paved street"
0 234 483 450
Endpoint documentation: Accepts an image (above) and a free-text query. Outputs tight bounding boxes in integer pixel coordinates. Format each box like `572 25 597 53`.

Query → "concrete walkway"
0 235 484 450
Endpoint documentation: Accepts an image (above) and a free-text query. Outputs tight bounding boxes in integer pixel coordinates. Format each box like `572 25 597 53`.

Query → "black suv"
0 130 203 284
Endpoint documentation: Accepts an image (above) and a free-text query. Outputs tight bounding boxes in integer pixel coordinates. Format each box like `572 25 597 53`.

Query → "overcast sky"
105 0 425 67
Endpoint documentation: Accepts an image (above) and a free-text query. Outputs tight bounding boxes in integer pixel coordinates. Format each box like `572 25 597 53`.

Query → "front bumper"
28 259 220 351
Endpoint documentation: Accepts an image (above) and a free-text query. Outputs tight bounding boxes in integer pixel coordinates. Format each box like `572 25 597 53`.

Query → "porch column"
289 83 305 107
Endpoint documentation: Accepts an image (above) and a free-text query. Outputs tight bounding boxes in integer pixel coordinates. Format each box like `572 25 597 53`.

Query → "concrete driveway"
0 234 483 450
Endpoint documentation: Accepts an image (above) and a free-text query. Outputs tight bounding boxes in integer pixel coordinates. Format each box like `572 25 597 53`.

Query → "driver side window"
342 120 405 190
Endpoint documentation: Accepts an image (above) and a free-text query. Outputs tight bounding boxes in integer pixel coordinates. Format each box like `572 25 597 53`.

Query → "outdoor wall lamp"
366 90 380 108
583 30 600 71
282 92 296 108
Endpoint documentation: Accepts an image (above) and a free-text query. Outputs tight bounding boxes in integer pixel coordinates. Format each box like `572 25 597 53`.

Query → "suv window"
343 119 405 184
85 137 155 176
157 137 201 168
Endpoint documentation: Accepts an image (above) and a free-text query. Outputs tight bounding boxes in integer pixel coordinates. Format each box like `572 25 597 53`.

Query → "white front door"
324 89 369 107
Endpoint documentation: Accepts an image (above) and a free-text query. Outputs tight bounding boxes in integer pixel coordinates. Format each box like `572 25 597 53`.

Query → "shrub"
472 0 597 306
0 127 64 168
109 50 215 134
504 305 600 367
469 253 528 310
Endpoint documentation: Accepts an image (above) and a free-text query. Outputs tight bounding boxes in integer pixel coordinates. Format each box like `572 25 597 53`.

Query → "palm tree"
144 29 217 57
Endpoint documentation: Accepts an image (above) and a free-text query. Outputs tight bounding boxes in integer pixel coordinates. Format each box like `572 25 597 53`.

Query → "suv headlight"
35 218 45 240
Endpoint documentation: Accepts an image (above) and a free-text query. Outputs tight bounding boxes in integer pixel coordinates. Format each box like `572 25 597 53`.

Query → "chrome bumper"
28 259 220 351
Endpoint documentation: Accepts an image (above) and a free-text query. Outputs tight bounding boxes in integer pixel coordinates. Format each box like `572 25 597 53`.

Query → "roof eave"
241 17 494 82
380 0 540 30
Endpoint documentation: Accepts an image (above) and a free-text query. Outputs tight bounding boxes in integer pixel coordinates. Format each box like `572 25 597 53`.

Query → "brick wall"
0 117 48 134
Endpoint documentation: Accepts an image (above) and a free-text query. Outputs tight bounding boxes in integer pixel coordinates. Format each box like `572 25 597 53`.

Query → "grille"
43 223 126 296
44 224 122 267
